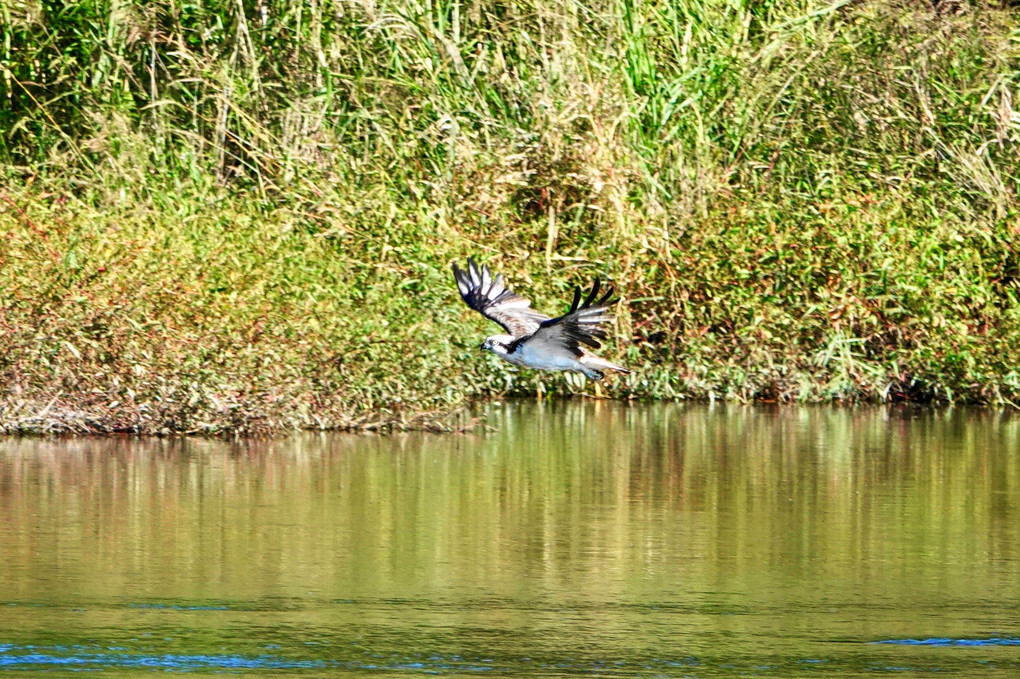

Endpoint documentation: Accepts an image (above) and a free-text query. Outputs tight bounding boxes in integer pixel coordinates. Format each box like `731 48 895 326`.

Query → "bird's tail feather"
580 355 631 375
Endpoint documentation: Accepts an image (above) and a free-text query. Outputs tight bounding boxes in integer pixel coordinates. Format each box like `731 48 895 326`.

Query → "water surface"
1 403 1018 676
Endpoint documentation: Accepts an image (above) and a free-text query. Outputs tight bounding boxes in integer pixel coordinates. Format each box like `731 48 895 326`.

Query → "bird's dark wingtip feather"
583 278 601 308
569 286 582 314
451 262 471 301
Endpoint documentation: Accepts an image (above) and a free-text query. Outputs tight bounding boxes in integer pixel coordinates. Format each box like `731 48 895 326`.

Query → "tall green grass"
1 0 1019 433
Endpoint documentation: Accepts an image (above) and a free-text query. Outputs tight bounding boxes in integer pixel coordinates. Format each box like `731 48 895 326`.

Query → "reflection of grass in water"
0 405 1016 611
2 2 1020 433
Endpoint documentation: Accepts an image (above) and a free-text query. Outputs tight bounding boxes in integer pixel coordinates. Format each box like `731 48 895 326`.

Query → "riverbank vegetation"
2 0 1019 434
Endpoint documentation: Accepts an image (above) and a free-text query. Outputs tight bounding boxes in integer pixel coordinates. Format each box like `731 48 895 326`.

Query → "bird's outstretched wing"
514 278 617 356
452 258 549 338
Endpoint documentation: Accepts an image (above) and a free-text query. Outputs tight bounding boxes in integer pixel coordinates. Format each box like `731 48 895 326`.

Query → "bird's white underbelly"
511 343 579 372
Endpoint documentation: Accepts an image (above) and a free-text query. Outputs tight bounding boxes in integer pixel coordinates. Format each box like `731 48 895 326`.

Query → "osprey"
452 258 630 380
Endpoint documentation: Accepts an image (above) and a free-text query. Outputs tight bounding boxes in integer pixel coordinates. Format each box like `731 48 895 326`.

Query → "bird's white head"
481 334 514 355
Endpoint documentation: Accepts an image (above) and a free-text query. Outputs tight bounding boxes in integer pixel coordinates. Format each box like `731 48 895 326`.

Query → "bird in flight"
452 258 630 380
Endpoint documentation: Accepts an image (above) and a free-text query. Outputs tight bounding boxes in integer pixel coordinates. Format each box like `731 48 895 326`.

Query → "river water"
0 402 1018 677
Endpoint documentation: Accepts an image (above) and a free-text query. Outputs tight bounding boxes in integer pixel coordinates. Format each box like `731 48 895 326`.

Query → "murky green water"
0 403 1018 676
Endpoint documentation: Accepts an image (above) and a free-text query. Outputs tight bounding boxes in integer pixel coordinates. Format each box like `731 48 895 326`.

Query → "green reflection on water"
0 403 1018 676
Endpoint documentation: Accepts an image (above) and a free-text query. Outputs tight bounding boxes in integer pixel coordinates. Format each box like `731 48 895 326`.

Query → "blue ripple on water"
873 637 1020 647
128 603 232 611
0 646 512 674
0 647 332 670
